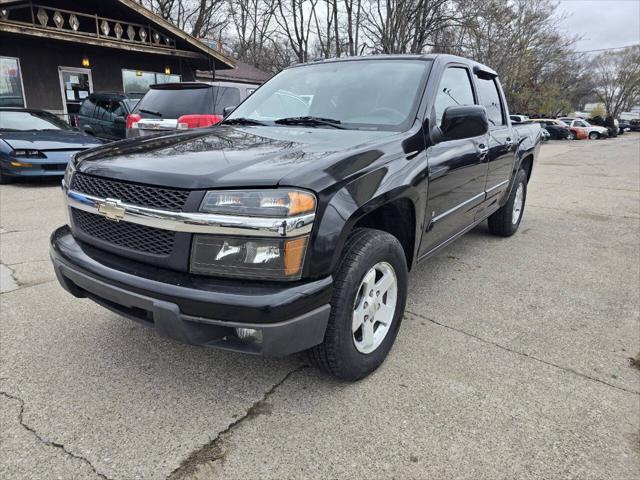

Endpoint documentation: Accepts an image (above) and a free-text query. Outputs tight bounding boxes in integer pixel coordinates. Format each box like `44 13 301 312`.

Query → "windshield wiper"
223 117 267 126
274 116 345 129
139 108 162 117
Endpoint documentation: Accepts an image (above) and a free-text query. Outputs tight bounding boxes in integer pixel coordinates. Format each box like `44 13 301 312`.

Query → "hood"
75 125 398 191
0 130 103 151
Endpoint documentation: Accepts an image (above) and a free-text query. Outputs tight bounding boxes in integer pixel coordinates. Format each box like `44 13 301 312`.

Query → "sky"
556 0 640 53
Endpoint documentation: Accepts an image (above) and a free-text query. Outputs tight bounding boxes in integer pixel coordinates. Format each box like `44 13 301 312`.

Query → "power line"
575 44 639 53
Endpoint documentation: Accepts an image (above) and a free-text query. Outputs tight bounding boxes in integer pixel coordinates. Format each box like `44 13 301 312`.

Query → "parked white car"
559 118 608 140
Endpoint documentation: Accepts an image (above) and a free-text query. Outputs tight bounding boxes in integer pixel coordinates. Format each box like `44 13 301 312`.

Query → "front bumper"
50 226 332 356
1 163 66 177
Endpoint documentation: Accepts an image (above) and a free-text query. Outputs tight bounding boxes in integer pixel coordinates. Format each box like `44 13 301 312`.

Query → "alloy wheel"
352 262 398 354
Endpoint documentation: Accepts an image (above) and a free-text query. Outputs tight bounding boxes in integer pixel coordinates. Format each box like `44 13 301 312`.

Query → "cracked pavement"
1 135 639 479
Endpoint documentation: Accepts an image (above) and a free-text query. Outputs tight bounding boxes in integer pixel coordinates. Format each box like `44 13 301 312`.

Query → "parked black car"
617 120 630 134
51 54 542 380
0 108 102 184
77 92 141 140
530 119 571 139
588 115 618 138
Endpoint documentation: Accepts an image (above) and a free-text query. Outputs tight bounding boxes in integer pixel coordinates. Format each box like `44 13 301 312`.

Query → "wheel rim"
512 182 524 225
352 261 398 354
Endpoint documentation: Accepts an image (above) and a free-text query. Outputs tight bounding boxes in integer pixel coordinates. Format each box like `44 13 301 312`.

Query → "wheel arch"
520 154 534 183
306 183 423 279
351 198 417 271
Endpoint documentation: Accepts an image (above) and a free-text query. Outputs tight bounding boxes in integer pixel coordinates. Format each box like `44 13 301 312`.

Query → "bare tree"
312 1 337 58
228 0 285 71
592 46 640 118
361 0 463 54
141 0 227 38
343 0 364 56
275 0 319 63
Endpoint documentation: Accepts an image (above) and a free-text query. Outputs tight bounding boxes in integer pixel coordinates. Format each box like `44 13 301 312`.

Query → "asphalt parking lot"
1 134 639 480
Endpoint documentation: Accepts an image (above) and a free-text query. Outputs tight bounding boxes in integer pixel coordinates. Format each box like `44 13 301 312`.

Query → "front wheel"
589 131 599 140
306 228 408 380
487 168 527 237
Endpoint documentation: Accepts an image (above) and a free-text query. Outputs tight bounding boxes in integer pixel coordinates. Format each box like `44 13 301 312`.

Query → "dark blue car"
0 108 103 184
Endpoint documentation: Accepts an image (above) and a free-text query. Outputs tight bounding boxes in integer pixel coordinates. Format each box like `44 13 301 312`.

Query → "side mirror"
432 105 488 143
223 105 237 117
114 116 126 125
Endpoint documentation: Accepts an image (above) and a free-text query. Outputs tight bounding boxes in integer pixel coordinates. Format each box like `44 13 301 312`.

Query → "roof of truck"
289 54 499 77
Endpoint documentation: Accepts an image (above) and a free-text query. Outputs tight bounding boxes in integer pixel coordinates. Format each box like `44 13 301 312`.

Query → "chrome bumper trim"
65 188 314 237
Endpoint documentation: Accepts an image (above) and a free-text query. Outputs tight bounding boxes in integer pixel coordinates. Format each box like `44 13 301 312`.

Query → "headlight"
190 235 308 280
200 189 316 217
64 160 76 188
193 189 316 280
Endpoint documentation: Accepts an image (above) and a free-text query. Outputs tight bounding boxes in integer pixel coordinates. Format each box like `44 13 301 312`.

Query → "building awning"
0 0 235 70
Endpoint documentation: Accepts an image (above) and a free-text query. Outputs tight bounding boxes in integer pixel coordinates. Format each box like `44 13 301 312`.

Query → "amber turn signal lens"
284 236 308 276
10 160 32 167
287 191 316 216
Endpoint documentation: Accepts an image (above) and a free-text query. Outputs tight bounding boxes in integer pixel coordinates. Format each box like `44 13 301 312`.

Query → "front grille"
72 209 175 256
70 173 189 211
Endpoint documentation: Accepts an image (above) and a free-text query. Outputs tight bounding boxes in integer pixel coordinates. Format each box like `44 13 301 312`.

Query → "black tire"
487 168 527 237
306 228 408 381
567 131 576 140
589 131 599 140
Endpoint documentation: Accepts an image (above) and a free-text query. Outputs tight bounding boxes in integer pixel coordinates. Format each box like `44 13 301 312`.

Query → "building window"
0 56 26 107
122 69 181 95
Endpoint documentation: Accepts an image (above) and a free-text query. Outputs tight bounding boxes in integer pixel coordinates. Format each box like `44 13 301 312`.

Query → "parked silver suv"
126 81 257 137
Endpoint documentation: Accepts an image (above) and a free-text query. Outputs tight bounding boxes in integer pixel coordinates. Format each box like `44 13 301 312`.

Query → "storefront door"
58 67 93 123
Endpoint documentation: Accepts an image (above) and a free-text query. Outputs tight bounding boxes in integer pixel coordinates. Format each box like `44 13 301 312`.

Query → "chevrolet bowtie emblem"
97 198 125 222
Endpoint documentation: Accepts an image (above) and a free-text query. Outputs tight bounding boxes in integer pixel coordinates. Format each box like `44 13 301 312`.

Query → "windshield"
0 110 71 131
227 59 430 130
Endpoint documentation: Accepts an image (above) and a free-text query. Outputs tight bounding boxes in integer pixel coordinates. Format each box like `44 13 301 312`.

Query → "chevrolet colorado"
50 55 542 380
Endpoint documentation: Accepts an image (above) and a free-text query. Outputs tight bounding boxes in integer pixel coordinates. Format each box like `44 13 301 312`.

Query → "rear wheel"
589 131 599 140
306 228 408 380
487 168 527 237
567 131 576 140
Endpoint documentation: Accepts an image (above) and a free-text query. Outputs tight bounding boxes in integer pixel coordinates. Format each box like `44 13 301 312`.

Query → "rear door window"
111 101 126 117
95 99 113 121
474 75 505 126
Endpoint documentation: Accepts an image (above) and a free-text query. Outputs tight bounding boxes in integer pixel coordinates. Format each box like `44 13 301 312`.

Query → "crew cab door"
418 65 489 256
473 72 515 204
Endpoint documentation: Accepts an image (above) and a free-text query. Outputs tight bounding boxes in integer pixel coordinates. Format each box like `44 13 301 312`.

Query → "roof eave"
117 0 235 69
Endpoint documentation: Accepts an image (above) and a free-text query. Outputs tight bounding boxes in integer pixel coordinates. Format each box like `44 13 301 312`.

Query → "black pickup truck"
50 55 541 380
